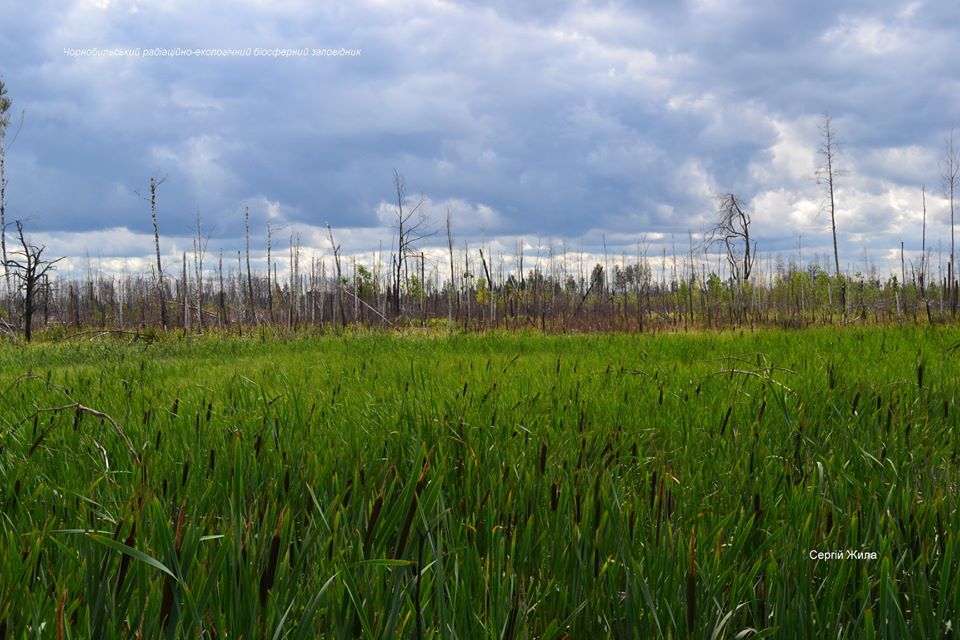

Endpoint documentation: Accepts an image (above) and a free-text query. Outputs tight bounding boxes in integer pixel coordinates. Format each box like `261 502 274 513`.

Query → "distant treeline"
2 244 955 340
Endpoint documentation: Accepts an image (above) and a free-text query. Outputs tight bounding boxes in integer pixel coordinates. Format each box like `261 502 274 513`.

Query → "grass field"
1 327 958 638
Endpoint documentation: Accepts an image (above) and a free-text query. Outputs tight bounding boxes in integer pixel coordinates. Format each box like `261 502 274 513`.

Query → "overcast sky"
1 0 959 276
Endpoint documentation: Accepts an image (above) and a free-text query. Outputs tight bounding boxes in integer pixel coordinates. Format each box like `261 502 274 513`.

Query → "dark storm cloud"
0 0 958 270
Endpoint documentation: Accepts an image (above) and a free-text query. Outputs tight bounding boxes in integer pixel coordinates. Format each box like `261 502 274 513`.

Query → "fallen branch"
710 368 795 395
25 403 142 466
341 286 395 327
55 329 157 343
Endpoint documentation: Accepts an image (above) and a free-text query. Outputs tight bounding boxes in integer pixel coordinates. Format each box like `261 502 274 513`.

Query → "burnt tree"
5 220 63 341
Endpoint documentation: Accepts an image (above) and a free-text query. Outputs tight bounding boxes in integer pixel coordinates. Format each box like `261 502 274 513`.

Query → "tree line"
1 78 958 340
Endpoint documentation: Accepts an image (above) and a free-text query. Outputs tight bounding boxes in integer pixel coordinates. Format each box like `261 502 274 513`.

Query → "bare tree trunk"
0 129 8 312
218 248 226 327
393 171 404 316
327 224 346 329
6 220 63 341
941 129 959 315
182 251 189 331
818 114 845 318
0 80 13 320
149 177 168 329
267 221 276 323
193 207 207 331
921 185 927 298
447 208 455 329
244 207 255 324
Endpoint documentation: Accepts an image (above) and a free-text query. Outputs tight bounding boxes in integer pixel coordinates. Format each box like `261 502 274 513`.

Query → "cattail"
305 482 315 516
170 396 179 417
758 572 766 628
503 595 520 640
538 442 547 475
395 449 433 558
686 528 696 634
655 478 664 544
592 476 603 534
574 483 582 526
57 590 66 640
364 494 384 551
114 521 137 596
160 502 186 629
259 511 285 605
649 470 658 508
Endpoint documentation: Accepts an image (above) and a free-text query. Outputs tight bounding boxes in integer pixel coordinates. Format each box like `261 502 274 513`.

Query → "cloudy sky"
1 0 959 278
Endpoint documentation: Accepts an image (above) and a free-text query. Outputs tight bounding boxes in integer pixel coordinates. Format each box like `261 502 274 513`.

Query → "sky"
1 0 959 279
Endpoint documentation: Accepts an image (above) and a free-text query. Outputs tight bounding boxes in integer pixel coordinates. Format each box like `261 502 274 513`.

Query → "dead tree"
244 206 255 323
0 79 11 305
192 207 211 331
267 221 275 322
327 224 346 328
145 176 169 329
710 193 756 321
390 170 431 316
446 207 455 328
941 129 959 314
920 185 927 298
817 114 846 317
5 220 63 341
1 79 24 318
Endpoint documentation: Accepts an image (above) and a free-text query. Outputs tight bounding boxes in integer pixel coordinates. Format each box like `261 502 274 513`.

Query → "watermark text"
62 47 362 58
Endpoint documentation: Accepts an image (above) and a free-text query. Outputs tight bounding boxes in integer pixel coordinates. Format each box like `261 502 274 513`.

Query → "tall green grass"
0 327 957 637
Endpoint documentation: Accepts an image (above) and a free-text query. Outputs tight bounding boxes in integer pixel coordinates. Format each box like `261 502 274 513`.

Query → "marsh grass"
0 327 957 637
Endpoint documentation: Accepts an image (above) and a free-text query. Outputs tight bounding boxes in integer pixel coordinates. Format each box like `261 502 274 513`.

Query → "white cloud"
376 195 503 237
748 116 820 188
821 15 912 57
150 135 240 196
